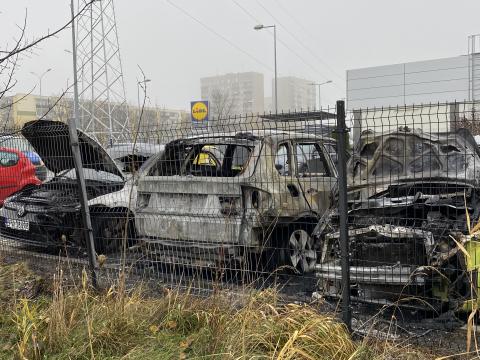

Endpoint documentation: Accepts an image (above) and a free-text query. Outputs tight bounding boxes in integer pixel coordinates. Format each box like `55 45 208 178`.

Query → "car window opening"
295 143 331 177
150 143 253 177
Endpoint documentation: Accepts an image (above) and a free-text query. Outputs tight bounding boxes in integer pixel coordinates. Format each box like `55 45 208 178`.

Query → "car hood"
349 127 480 193
22 120 124 179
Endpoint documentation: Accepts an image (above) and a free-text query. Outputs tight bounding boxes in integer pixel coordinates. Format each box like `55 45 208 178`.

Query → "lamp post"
309 80 332 110
254 24 277 113
30 68 52 97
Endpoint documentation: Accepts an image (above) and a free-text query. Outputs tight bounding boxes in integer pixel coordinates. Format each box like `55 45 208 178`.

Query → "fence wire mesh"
1 101 480 350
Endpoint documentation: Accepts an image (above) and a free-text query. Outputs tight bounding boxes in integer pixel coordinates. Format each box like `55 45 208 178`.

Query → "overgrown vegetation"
0 260 434 359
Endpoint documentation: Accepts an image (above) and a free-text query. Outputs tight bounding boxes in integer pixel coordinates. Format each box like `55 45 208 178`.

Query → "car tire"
91 212 133 255
273 222 318 274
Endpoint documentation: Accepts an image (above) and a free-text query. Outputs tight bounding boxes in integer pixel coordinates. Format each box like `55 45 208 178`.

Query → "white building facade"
347 51 480 143
200 72 264 118
274 76 316 112
346 55 480 110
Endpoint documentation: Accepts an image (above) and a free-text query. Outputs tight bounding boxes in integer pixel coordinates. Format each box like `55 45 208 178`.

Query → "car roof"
181 129 336 144
107 142 165 159
0 147 25 155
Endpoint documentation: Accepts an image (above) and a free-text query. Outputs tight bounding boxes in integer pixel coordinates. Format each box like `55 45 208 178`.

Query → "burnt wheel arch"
266 217 319 274
89 206 136 255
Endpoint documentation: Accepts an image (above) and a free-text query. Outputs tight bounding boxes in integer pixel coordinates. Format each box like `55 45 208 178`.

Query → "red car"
0 147 41 205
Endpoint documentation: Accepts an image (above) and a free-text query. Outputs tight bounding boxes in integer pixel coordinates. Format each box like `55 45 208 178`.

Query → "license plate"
5 219 30 231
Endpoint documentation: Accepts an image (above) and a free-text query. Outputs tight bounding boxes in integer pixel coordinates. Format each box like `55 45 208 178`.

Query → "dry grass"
0 261 435 359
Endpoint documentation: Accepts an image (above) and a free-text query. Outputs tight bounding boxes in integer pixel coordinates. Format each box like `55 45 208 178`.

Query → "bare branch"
0 0 97 64
0 55 20 101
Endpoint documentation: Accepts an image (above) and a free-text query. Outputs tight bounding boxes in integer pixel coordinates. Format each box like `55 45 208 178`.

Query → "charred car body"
316 127 480 310
0 121 161 254
135 130 337 273
107 142 164 174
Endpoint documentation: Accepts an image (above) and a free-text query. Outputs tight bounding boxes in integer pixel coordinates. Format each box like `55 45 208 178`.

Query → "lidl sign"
191 101 209 126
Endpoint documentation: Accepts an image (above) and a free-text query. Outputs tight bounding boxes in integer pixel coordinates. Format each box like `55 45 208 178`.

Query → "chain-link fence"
1 101 480 347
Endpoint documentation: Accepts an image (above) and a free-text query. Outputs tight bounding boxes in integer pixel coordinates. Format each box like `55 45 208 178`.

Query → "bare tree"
210 88 236 130
0 1 96 130
450 104 480 136
50 93 74 123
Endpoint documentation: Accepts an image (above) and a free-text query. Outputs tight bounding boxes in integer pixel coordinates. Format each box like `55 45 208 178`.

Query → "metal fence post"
69 0 98 287
336 100 351 330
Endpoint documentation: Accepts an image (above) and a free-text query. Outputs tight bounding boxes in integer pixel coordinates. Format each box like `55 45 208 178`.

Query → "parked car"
87 142 164 252
0 121 163 254
315 127 480 311
106 142 164 174
0 147 41 206
0 135 48 181
135 130 337 273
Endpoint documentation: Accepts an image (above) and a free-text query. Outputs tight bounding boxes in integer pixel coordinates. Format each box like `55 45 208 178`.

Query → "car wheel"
275 225 318 274
92 214 132 255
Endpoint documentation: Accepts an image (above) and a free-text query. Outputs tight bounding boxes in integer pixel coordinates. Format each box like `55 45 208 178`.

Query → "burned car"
87 142 165 249
316 127 480 310
135 130 337 273
107 142 164 174
0 121 161 254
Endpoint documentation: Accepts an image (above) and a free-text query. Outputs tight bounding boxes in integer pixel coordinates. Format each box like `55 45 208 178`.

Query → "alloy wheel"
287 229 317 273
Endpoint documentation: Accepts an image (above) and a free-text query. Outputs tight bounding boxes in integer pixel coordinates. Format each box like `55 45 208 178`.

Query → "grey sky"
2 0 480 110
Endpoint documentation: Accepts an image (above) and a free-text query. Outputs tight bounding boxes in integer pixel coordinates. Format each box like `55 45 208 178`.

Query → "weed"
0 261 436 359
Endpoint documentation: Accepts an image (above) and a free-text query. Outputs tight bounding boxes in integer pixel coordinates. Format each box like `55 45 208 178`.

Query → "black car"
0 120 127 254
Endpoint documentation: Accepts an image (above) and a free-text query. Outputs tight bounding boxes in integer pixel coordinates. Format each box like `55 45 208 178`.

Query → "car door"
272 140 313 216
292 141 337 215
0 150 22 203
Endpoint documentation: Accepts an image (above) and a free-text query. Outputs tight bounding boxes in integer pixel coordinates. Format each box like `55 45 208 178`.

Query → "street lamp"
254 24 277 114
30 68 52 97
309 80 332 110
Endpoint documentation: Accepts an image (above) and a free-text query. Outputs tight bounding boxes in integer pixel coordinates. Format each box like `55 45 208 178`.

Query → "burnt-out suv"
135 130 337 273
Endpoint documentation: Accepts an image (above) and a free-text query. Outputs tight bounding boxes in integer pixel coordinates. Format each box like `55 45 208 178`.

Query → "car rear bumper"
136 213 244 244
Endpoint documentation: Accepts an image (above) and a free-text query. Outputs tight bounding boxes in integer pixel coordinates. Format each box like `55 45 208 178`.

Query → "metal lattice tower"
75 0 129 144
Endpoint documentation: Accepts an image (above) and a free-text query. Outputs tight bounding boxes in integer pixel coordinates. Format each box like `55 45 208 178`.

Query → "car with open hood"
86 142 165 251
0 121 162 254
315 127 480 311
135 130 337 273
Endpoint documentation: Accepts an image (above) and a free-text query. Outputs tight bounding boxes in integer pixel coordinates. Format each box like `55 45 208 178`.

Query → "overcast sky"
2 0 480 111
